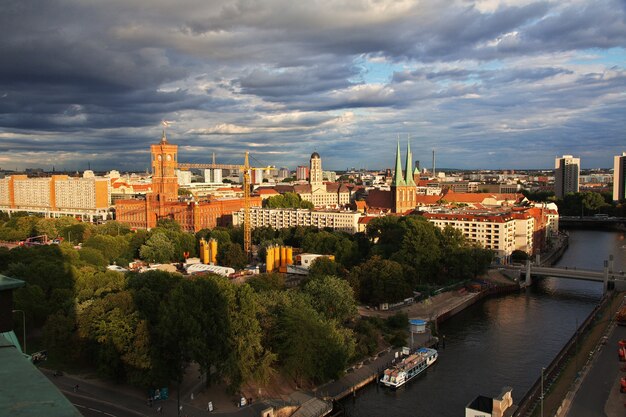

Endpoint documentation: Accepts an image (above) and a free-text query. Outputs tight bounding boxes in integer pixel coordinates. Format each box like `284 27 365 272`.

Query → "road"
566 322 626 417
42 370 151 417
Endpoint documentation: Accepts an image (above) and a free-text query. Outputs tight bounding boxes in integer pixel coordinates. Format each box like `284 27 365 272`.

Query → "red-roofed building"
422 211 516 262
442 191 526 207
255 188 280 200
115 134 260 232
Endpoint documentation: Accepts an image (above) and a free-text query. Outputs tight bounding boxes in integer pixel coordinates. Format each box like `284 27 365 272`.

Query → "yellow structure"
265 245 293 273
199 238 218 265
209 239 218 264
266 246 275 273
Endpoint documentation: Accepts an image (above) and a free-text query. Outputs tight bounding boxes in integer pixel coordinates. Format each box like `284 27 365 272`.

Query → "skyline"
1 0 625 171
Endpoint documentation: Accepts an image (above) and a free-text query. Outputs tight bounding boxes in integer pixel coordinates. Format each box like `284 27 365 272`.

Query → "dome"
311 152 320 159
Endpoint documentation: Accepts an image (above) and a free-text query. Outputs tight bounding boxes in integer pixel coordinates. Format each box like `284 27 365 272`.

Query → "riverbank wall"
539 234 569 266
512 291 616 417
435 283 519 326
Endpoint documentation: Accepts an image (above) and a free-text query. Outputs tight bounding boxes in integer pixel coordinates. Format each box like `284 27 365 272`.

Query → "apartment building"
0 174 111 221
233 207 363 234
554 155 580 198
614 152 626 202
422 212 517 262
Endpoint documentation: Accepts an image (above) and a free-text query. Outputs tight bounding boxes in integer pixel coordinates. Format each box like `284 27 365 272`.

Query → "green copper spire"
404 140 416 186
392 140 406 186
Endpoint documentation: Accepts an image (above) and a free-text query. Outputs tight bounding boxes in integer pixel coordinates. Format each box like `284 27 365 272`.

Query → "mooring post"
525 260 532 286
609 254 614 273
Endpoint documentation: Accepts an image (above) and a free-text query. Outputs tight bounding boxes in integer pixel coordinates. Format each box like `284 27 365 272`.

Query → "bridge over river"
501 261 626 291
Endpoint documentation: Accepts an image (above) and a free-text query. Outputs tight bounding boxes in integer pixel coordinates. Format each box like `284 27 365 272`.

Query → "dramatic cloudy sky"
1 0 625 171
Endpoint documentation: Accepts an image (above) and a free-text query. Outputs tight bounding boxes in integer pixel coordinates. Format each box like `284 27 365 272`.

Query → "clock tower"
150 131 179 202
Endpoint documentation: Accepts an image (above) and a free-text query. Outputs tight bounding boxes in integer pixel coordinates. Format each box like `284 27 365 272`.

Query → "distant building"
365 142 417 213
554 155 580 198
423 211 516 263
290 153 350 207
323 170 337 182
0 173 111 221
233 207 363 234
613 152 626 202
203 168 223 184
115 133 259 232
278 167 290 179
392 141 417 213
176 169 192 186
296 165 309 181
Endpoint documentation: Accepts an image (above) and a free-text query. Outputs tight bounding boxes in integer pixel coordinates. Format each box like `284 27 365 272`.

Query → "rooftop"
0 334 82 417
0 274 25 291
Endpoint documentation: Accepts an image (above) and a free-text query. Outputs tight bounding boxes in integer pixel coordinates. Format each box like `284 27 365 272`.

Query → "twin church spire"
392 138 416 187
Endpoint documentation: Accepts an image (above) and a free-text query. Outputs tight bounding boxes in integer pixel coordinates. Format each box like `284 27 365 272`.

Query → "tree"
221 282 275 389
79 247 108 267
391 217 441 284
272 297 354 383
156 218 182 233
140 233 175 263
349 256 411 305
302 276 357 322
307 257 343 280
35 218 58 238
83 234 128 263
96 221 131 236
247 273 285 292
62 222 94 244
218 242 247 270
511 250 529 263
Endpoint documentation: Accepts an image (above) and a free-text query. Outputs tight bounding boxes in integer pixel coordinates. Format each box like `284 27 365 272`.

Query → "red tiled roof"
256 188 279 195
358 216 378 224
423 212 514 223
366 189 393 210
415 195 442 205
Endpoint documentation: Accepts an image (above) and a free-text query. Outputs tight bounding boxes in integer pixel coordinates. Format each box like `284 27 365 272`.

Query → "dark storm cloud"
1 0 625 170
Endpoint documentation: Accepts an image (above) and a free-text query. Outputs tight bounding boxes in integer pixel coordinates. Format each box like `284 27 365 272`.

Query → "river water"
342 229 626 417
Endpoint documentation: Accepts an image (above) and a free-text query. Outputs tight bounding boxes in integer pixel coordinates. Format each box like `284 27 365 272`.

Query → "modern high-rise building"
554 155 580 199
296 165 309 181
614 152 626 202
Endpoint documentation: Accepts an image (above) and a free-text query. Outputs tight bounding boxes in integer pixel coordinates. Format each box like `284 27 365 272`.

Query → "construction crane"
179 152 269 258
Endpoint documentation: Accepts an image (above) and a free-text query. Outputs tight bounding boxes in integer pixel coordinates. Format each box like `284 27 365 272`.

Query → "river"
341 229 626 417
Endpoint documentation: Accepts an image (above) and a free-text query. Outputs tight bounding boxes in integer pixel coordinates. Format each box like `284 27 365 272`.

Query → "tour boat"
379 347 438 388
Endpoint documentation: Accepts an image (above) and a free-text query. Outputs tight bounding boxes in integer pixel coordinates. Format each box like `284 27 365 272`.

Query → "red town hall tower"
115 132 260 232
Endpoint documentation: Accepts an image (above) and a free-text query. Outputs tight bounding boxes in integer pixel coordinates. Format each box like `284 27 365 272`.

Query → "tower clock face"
166 154 172 161
157 155 162 161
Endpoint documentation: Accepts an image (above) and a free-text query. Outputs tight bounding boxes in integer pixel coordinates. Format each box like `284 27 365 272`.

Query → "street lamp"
540 367 546 417
12 309 25 354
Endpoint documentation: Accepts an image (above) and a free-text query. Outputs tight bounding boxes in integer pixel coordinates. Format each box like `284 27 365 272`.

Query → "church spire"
404 138 416 186
160 129 168 144
392 140 406 186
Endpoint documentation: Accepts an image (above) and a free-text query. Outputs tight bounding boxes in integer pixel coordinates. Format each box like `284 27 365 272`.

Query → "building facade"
423 212 517 262
613 152 626 202
115 133 259 232
291 153 350 207
233 207 363 234
0 173 111 221
391 142 417 213
296 165 309 181
554 155 580 198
